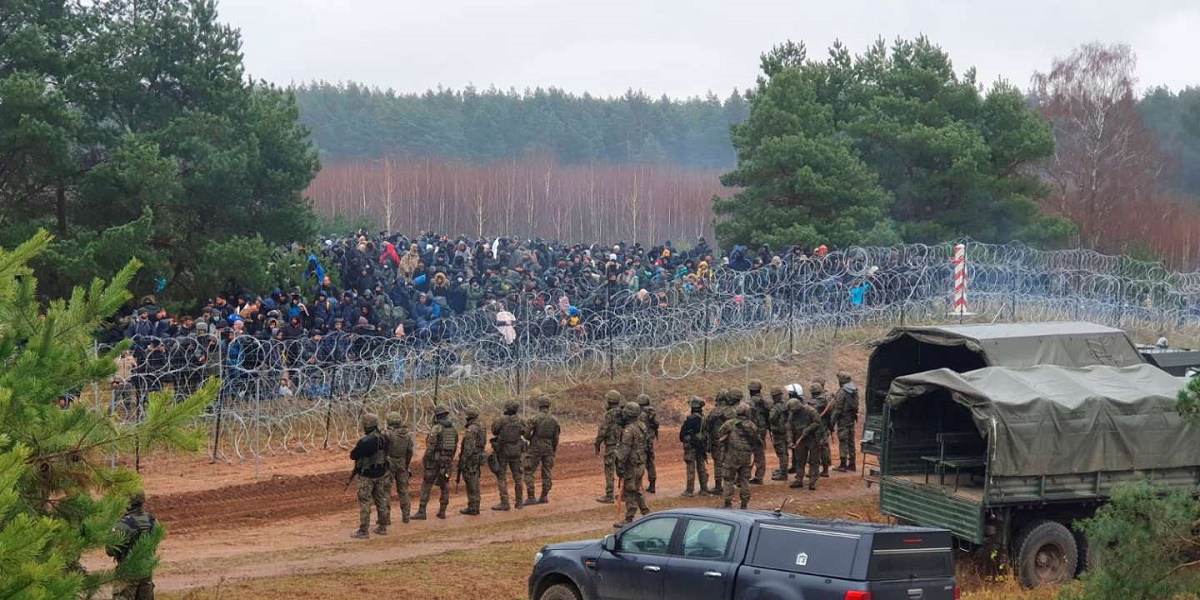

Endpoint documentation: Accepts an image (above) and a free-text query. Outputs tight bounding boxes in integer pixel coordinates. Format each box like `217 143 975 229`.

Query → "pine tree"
0 231 216 598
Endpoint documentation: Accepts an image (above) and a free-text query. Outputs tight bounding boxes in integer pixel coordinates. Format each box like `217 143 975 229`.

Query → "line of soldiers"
677 372 859 509
348 395 561 538
593 390 659 528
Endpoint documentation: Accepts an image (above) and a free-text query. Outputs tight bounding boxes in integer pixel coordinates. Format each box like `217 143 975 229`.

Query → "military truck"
877 363 1200 588
861 322 1145 462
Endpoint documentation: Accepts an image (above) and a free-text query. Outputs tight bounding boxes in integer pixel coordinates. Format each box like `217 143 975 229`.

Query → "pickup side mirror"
602 534 617 552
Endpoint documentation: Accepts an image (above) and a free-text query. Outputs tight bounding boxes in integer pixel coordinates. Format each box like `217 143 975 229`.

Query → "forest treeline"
293 83 748 167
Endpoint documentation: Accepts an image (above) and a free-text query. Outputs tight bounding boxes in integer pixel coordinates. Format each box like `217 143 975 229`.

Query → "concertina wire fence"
93 241 1200 464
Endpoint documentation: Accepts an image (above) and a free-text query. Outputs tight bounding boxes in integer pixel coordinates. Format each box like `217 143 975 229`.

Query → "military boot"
721 499 733 509
698 482 711 496
595 494 615 504
492 501 511 511
787 466 795 474
525 488 537 504
681 484 695 498
460 506 480 516
539 492 549 504
834 458 848 472
820 466 830 478
711 482 724 495
401 510 410 524
749 477 764 485
808 482 817 491
788 479 804 489
646 479 656 494
350 529 369 539
739 499 748 509
373 524 387 535
411 504 428 520
514 491 524 510
847 461 857 472
436 505 447 519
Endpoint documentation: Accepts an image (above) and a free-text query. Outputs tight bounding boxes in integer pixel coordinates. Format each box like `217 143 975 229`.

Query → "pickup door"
594 516 679 600
662 517 738 600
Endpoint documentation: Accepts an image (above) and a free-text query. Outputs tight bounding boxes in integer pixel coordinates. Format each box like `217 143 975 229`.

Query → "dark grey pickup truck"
528 508 958 600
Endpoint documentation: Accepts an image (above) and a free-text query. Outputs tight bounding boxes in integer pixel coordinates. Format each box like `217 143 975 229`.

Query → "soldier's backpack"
108 512 157 561
499 416 523 458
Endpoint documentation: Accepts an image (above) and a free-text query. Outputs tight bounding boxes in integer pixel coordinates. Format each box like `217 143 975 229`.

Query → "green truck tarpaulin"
885 364 1199 477
871 322 1144 369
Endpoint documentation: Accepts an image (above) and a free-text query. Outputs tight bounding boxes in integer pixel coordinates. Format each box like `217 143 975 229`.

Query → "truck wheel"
538 583 582 600
1013 520 1078 588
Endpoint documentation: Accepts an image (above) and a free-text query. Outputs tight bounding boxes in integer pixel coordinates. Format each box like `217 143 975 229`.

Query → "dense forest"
293 83 748 167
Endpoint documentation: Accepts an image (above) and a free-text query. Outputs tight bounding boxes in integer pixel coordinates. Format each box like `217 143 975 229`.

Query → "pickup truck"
528 508 958 600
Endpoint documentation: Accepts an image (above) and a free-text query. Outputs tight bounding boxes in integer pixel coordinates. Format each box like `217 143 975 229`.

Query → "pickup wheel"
1013 520 1078 588
538 583 582 600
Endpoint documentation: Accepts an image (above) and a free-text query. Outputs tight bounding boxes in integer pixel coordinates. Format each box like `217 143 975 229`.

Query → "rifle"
454 459 463 494
344 466 359 490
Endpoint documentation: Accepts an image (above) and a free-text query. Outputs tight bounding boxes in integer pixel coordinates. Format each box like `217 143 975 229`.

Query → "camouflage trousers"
837 424 856 464
819 437 832 468
645 445 656 484
723 459 752 504
752 432 768 480
357 475 391 530
683 445 708 492
601 448 617 497
389 464 411 518
770 431 790 474
496 456 524 506
462 458 482 511
710 446 726 488
112 578 154 600
524 448 555 498
618 466 645 522
419 459 451 510
792 441 820 487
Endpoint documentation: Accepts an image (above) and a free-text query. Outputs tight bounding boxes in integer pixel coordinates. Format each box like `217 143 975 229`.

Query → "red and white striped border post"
952 243 968 316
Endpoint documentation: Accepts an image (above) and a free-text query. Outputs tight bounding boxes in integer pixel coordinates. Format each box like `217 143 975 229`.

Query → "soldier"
831 372 860 472
717 403 760 509
523 395 561 506
787 395 824 490
679 396 710 497
808 381 833 477
384 412 415 524
594 390 623 503
349 414 391 538
491 399 526 510
614 401 649 528
458 406 486 515
768 385 790 480
413 406 457 520
108 491 158 600
705 389 733 494
636 394 660 494
746 380 769 484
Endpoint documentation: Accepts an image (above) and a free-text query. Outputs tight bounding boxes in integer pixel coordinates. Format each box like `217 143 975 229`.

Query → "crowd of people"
102 230 887 411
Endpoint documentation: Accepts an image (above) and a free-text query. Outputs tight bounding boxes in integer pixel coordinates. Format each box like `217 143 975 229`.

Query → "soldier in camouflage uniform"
678 396 710 497
831 372 859 472
636 394 660 494
768 386 790 480
705 389 733 495
718 403 760 509
108 492 158 600
413 406 456 520
614 402 649 528
349 414 392 537
458 407 486 515
491 399 526 510
384 412 415 523
808 381 833 477
594 390 623 503
523 395 561 505
746 380 769 484
787 395 824 490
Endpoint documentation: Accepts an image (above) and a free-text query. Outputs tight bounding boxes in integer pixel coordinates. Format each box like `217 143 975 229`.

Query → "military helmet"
605 390 623 405
715 389 729 404
735 403 751 417
786 398 804 412
769 385 784 397
636 394 651 407
536 395 552 409
361 414 379 430
464 407 480 419
785 383 804 398
503 400 520 413
386 411 403 425
129 491 146 507
810 382 825 395
728 388 744 401
688 396 705 409
622 401 641 418
837 371 852 384
748 379 762 392
433 405 450 417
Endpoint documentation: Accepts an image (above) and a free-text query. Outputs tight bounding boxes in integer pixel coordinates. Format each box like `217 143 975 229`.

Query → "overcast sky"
216 0 1200 98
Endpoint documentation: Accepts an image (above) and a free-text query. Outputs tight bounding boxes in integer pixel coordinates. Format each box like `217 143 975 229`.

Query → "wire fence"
91 241 1200 464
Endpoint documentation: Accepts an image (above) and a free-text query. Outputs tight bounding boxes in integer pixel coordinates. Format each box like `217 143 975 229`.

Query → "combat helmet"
728 388 744 402
464 407 480 419
432 405 450 417
536 395 552 409
503 400 520 413
688 396 705 410
748 379 762 392
386 411 404 426
810 382 825 395
735 403 751 417
128 491 146 508
837 372 852 384
605 390 623 406
786 398 804 412
361 414 379 430
769 385 784 398
636 394 651 407
622 401 642 419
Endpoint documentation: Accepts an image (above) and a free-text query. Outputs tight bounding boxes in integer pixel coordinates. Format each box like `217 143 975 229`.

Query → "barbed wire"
91 241 1200 462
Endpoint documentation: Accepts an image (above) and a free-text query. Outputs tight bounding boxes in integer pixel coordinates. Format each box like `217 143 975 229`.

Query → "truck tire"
538 583 582 600
1013 520 1078 588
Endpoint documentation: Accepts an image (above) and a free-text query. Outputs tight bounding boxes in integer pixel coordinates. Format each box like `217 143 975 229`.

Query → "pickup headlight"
533 551 544 565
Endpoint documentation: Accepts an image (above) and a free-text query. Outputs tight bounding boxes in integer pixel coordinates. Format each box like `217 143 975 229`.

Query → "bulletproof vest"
462 421 485 456
367 431 388 466
769 402 789 432
498 415 523 445
113 511 157 560
435 423 458 454
749 394 769 428
385 430 411 461
532 414 558 440
604 408 622 445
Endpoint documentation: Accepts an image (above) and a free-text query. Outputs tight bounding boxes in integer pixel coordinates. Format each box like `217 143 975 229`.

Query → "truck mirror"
602 534 617 552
